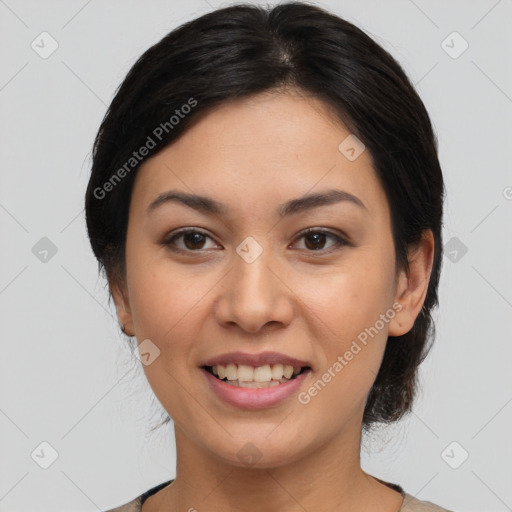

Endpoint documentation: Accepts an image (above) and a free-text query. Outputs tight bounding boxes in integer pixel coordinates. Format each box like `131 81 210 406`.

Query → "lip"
199 351 311 368
201 366 312 410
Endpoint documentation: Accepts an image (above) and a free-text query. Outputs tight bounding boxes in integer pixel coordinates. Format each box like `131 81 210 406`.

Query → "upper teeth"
212 363 302 382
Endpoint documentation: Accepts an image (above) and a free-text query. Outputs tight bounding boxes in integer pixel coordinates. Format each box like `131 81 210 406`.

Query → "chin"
203 430 313 470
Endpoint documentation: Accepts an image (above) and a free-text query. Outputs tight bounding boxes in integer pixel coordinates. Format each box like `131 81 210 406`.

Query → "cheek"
127 263 203 405
129 270 204 346
296 256 395 340
125 239 199 333
125 249 223 377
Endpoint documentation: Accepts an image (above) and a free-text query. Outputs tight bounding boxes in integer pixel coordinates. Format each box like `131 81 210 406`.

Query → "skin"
110 89 434 512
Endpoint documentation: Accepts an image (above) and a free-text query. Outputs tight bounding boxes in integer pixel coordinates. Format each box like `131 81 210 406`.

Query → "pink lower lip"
200 367 311 410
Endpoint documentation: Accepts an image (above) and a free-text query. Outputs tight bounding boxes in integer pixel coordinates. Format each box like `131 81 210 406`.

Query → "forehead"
131 91 388 219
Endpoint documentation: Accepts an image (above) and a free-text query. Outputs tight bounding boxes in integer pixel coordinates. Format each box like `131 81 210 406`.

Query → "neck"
153 414 403 512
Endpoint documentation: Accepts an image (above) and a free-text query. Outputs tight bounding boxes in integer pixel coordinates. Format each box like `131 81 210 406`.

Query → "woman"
85 2 451 510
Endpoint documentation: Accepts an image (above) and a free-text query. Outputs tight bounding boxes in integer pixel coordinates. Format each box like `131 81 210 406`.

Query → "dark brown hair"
85 1 445 429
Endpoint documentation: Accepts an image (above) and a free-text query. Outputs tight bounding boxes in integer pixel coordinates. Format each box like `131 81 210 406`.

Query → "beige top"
105 478 453 511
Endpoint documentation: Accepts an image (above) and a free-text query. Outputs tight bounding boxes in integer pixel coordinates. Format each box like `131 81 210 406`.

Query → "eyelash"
161 227 349 255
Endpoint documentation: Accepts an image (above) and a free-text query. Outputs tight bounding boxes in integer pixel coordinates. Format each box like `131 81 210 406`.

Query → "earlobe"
109 277 134 336
388 230 435 337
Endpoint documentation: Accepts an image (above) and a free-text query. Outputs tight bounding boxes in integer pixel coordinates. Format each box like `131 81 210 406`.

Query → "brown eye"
304 232 328 250
181 232 207 250
162 228 218 252
293 229 348 252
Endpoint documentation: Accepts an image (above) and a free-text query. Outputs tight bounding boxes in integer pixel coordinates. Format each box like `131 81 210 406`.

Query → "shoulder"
103 480 454 512
103 496 141 512
103 479 173 512
400 492 454 512
374 476 452 512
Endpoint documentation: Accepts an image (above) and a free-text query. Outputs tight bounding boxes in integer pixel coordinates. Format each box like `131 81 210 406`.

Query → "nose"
213 244 294 334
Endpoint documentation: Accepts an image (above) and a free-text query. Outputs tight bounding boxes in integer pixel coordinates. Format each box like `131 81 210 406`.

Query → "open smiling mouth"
203 364 311 388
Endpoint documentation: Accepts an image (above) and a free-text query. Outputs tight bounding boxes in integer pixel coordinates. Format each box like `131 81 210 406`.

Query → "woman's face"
112 90 425 469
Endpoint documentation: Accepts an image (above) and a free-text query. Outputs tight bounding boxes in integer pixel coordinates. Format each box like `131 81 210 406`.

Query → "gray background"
1 0 511 510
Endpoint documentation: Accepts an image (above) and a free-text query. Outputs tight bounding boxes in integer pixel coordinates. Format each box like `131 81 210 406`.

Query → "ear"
388 229 435 337
109 275 134 337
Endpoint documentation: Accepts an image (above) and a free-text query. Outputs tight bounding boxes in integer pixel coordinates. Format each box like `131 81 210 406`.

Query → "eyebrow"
146 188 367 217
